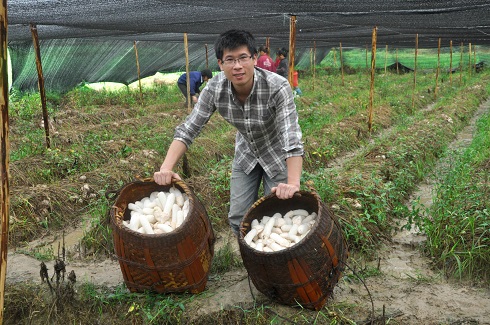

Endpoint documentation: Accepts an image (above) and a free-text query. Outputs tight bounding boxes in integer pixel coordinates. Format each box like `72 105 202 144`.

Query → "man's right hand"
153 169 181 185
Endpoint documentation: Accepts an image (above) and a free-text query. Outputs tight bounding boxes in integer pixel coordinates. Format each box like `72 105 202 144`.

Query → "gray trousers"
228 160 287 235
177 83 198 106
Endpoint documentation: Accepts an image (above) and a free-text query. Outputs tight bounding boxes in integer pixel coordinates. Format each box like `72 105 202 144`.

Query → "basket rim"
111 179 199 238
238 190 322 255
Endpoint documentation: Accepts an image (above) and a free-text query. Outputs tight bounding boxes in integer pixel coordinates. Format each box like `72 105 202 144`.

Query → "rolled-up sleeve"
174 87 216 147
273 81 304 159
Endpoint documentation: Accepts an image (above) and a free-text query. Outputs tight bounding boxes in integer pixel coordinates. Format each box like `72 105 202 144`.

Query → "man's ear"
218 60 224 71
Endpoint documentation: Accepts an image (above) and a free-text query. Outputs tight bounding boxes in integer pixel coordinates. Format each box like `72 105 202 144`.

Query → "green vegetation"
5 49 490 324
415 110 490 281
320 45 490 70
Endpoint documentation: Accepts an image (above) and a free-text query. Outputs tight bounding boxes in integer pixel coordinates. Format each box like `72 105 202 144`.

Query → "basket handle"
105 177 188 200
104 177 154 200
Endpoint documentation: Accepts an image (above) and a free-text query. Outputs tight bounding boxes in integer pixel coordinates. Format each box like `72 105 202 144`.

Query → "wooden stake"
468 43 472 77
0 2 10 323
396 48 399 74
288 15 297 87
434 37 441 99
460 42 464 84
340 42 344 86
449 40 453 86
365 44 368 69
204 44 208 69
133 41 143 103
368 26 377 133
313 40 316 91
310 48 313 73
30 23 50 149
384 44 388 74
473 45 476 73
412 34 418 109
184 33 191 113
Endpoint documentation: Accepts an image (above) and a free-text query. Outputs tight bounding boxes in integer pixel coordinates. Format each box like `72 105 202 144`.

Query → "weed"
16 245 55 261
210 240 243 274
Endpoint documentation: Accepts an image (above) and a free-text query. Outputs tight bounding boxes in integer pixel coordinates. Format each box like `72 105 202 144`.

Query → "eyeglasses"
222 55 253 67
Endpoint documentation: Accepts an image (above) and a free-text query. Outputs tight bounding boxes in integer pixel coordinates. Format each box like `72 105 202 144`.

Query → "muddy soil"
6 101 490 324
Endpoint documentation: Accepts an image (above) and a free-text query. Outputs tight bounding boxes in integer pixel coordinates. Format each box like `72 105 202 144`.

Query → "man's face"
218 45 257 88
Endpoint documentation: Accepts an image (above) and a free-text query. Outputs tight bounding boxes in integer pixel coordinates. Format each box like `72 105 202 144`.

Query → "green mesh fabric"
6 0 490 92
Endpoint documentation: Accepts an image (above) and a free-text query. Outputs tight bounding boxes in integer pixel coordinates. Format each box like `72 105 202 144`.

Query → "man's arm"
153 140 188 185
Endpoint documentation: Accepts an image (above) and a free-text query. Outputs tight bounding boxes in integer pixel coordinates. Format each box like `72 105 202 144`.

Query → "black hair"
214 29 257 61
201 69 213 79
275 47 288 56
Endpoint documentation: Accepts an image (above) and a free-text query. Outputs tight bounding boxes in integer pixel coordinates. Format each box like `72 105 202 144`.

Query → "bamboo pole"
0 1 9 323
460 42 463 84
182 33 191 176
30 23 50 149
412 34 418 109
468 43 472 77
365 44 368 69
368 26 377 133
204 44 208 69
184 33 191 113
473 45 476 73
288 15 296 87
434 37 441 99
133 41 143 103
313 40 316 91
340 42 344 86
449 40 453 86
310 48 313 73
384 45 388 74
396 48 399 74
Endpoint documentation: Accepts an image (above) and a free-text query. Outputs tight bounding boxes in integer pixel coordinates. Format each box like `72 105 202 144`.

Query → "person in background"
177 69 213 106
275 48 289 79
292 70 303 96
256 46 276 72
154 29 304 236
274 48 282 69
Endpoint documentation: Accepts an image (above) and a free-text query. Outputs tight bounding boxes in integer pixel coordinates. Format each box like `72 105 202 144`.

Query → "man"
256 46 276 72
275 49 288 79
154 29 304 236
177 69 213 106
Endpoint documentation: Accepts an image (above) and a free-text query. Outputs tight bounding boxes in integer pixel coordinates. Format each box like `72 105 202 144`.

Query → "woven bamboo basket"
109 179 215 294
238 190 348 310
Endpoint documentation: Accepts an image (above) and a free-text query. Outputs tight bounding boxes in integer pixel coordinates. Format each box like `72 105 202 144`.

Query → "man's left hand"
271 183 299 199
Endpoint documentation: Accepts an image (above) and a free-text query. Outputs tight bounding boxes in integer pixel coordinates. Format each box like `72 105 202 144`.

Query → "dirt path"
6 101 490 324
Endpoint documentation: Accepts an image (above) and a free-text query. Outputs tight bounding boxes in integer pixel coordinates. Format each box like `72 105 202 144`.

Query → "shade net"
6 0 490 92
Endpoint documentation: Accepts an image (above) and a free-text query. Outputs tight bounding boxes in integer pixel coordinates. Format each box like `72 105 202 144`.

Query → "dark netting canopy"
7 0 490 92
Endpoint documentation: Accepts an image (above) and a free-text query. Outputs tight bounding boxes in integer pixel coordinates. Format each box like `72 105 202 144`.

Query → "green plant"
210 240 243 274
418 112 490 281
16 245 55 261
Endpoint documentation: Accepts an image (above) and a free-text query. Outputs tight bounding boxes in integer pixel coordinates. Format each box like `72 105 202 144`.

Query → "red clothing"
256 54 276 72
274 57 281 68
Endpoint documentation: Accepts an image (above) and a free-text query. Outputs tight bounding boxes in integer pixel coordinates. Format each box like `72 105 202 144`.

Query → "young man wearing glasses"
154 29 304 236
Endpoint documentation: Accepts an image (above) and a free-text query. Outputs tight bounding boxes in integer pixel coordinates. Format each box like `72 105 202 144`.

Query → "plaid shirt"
174 67 303 178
